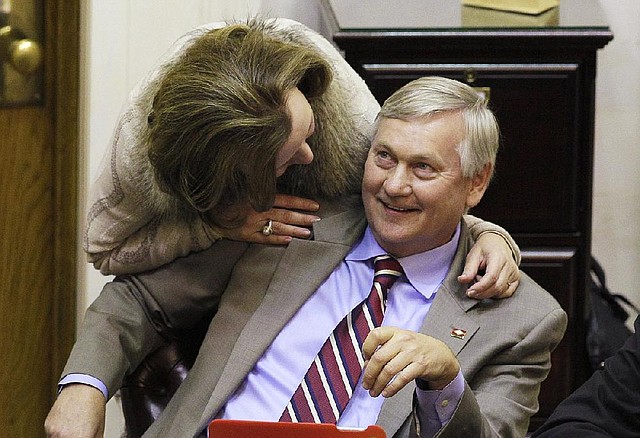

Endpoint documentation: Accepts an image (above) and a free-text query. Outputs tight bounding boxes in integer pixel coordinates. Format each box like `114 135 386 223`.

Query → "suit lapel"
376 224 480 436
376 291 479 436
424 225 481 355
418 285 479 356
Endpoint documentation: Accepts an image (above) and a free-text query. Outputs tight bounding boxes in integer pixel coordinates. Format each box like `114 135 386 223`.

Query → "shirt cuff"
414 369 465 436
59 373 109 401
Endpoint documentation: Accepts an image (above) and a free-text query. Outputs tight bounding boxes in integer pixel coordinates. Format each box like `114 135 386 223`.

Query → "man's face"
362 112 489 258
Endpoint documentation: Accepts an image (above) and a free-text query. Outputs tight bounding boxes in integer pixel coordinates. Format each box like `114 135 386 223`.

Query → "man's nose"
383 167 412 196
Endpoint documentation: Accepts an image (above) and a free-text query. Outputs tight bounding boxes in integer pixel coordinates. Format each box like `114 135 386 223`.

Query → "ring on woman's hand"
262 219 274 236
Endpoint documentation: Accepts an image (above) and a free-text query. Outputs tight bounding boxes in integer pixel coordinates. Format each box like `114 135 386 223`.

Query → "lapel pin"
451 328 467 340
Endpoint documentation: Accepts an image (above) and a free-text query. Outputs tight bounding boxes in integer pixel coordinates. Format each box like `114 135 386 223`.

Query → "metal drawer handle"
465 68 477 84
464 69 490 102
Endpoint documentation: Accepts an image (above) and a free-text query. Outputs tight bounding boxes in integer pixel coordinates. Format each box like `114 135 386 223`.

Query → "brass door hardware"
0 0 44 105
0 25 42 75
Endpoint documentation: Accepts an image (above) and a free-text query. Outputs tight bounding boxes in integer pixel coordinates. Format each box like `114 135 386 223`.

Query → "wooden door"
0 1 78 436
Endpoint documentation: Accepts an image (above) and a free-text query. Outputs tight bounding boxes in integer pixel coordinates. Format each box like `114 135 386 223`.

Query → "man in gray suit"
46 77 566 438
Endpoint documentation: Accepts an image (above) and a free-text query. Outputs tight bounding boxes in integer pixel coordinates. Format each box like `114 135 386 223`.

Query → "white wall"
79 1 639 436
591 0 640 317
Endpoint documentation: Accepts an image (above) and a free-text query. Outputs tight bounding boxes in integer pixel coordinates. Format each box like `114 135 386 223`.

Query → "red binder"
208 419 387 437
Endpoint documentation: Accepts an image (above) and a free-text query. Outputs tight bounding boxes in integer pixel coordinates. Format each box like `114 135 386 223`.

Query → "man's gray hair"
378 76 499 179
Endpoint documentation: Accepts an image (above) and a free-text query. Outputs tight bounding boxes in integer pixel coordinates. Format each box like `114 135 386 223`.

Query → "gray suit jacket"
64 203 566 438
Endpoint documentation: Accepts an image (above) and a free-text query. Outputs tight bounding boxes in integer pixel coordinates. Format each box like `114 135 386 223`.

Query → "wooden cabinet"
321 0 612 430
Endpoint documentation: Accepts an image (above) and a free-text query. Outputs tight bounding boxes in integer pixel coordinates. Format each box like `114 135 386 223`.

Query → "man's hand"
361 327 460 398
459 232 520 300
44 384 106 438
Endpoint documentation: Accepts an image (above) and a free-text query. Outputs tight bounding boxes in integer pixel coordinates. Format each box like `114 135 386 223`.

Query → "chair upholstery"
120 316 210 437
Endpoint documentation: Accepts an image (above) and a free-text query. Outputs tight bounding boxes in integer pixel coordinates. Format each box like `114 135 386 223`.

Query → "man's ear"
466 163 493 209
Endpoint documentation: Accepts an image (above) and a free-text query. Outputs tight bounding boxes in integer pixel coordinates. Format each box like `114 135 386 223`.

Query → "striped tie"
280 255 404 423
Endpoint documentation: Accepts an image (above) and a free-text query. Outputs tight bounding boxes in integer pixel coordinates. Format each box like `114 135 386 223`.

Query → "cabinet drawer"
520 248 582 429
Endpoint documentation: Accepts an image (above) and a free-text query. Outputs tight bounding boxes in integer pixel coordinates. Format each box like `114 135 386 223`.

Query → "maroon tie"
280 255 404 423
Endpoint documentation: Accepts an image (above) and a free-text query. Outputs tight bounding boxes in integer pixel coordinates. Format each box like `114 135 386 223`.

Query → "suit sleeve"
532 315 640 438
61 239 248 398
429 306 567 437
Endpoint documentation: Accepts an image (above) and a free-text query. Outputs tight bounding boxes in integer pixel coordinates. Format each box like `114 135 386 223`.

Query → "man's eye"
415 163 436 175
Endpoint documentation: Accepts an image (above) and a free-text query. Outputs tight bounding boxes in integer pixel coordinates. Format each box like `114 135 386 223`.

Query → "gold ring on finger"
262 219 274 236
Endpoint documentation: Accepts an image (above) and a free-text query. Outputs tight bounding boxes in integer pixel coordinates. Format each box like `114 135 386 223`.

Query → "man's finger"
362 326 396 360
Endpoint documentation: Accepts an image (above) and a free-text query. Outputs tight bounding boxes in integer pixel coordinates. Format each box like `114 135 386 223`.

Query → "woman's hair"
377 76 500 180
146 20 333 228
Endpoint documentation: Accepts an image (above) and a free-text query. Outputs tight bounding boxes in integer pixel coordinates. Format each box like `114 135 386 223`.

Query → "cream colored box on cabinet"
461 0 559 15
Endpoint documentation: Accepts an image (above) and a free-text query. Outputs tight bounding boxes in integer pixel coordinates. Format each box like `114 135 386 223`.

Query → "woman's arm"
87 194 322 276
465 214 520 264
462 214 521 299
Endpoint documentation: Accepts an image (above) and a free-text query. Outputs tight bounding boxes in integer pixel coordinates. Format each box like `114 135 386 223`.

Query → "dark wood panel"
0 0 78 436
0 105 54 436
520 249 586 430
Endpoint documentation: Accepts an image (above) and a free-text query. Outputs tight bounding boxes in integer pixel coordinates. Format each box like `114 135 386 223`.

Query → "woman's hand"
459 232 521 300
220 194 321 244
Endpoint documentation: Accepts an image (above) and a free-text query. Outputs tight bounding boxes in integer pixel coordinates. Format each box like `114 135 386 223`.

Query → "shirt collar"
347 225 460 300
